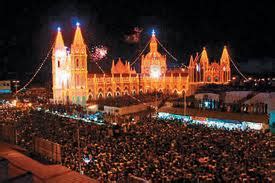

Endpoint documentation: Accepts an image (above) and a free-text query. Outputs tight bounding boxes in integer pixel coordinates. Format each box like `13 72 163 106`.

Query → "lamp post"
183 90 186 116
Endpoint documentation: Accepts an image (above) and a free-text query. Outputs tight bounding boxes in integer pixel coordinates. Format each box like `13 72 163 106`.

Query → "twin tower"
52 24 88 105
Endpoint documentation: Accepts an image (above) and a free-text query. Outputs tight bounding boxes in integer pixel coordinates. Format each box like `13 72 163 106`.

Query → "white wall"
224 91 252 103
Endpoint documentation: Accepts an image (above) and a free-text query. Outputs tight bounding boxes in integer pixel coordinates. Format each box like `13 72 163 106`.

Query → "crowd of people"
0 107 272 182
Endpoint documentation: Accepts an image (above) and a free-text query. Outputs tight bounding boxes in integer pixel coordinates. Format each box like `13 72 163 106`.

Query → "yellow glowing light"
12 100 17 107
88 105 97 110
28 103 32 107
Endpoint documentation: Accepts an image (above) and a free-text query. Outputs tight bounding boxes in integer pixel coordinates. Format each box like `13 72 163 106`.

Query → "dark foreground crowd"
0 108 272 182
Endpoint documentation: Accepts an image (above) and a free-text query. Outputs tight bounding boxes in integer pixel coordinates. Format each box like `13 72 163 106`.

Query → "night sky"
1 0 275 82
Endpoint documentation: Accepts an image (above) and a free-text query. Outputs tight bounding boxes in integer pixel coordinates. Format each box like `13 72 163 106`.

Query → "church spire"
220 45 230 65
54 27 65 50
72 22 85 46
149 29 158 52
200 47 209 68
189 55 194 67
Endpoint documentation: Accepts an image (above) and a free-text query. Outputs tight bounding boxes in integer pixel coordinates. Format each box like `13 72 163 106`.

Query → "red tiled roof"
0 142 97 183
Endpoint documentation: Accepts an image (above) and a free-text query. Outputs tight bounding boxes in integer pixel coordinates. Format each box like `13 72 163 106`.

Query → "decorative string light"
130 40 150 66
15 41 55 94
229 56 248 80
156 37 188 68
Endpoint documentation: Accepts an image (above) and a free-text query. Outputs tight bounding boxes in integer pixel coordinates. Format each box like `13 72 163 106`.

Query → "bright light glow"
204 101 210 108
83 157 91 164
152 29 155 36
88 105 97 110
61 72 69 82
55 50 66 58
196 64 200 72
12 100 17 107
150 65 161 78
157 112 263 131
76 22 80 26
57 27 61 32
232 76 236 80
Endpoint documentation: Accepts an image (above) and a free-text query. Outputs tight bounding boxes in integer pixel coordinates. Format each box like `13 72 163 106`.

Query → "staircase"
237 91 259 104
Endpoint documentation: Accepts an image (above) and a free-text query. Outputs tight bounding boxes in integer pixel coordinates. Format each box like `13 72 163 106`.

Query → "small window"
58 60 60 68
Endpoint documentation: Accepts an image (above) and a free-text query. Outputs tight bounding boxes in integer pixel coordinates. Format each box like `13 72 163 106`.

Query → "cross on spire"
152 29 155 37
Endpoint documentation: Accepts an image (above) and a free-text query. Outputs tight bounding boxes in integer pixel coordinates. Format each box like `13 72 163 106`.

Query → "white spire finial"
152 29 155 37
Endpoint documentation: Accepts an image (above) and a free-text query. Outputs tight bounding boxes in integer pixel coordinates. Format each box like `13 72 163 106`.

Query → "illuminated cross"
152 29 155 36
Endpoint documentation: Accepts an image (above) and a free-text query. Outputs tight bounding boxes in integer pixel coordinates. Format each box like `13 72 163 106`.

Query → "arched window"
58 60 60 68
88 95 92 102
76 59 79 67
107 92 112 98
82 60 85 69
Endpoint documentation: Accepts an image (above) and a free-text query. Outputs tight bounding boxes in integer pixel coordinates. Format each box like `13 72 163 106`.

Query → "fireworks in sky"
125 27 143 44
90 45 108 61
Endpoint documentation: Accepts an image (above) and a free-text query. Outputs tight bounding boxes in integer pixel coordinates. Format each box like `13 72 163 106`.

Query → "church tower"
52 27 70 104
70 23 88 105
199 47 209 82
220 46 231 83
141 30 167 77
